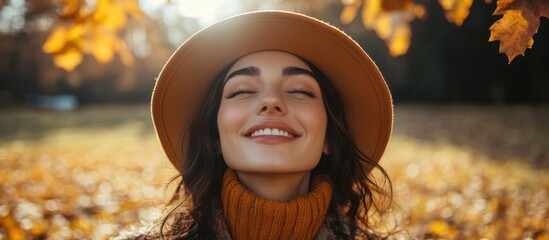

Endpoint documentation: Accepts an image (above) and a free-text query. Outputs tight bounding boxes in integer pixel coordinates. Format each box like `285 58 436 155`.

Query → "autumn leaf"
124 0 144 19
115 39 135 66
43 0 142 71
1 215 25 240
93 0 127 30
427 220 457 238
438 0 473 26
340 0 361 24
59 0 83 18
340 0 424 56
43 25 69 53
362 0 424 56
91 34 115 63
489 0 549 63
381 0 413 12
535 231 549 240
54 47 83 71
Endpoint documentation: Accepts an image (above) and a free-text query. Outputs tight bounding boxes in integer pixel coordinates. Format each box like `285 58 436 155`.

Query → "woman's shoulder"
315 210 353 240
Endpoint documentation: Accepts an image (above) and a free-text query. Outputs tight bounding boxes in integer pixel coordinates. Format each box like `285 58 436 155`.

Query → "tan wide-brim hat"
152 10 393 172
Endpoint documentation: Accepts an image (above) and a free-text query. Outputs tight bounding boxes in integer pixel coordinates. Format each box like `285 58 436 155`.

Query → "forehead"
229 51 310 72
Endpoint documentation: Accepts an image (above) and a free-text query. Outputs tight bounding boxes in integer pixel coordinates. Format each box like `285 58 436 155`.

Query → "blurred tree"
0 0 547 104
5 0 546 70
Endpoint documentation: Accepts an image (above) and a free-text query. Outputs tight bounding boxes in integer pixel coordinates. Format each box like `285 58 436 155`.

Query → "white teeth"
250 128 294 138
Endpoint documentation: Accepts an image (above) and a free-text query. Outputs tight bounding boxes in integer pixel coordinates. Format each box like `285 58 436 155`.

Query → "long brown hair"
156 57 393 239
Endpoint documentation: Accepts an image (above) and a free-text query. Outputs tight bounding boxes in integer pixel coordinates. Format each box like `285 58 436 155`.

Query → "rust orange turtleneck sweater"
221 169 332 240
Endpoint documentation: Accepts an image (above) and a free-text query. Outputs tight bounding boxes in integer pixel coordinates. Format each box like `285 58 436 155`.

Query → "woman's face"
217 51 327 173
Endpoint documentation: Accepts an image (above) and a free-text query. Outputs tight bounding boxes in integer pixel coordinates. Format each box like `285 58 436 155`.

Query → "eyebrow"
224 65 315 83
282 66 314 78
225 66 261 82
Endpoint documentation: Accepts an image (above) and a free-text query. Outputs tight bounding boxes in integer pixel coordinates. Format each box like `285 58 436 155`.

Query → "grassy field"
0 104 548 239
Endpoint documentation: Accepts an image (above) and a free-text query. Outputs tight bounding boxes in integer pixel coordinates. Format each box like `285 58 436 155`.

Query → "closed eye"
287 88 316 97
225 89 257 99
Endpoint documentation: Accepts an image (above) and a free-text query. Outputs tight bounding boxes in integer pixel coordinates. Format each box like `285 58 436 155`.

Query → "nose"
255 91 287 115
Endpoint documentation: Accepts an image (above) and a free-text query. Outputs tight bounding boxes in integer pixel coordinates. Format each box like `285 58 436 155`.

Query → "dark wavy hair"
154 57 393 239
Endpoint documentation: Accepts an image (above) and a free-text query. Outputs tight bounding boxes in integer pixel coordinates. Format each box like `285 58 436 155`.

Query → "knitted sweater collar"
220 169 332 240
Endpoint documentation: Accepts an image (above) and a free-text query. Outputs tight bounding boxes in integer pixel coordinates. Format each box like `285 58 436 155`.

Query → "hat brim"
152 10 393 172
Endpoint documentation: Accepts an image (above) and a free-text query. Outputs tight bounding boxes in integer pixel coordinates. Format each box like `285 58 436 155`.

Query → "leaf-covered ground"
0 104 547 239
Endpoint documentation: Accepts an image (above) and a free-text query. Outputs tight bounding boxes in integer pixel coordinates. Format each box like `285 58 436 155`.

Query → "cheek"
217 102 250 138
300 104 328 135
218 105 235 135
217 103 250 169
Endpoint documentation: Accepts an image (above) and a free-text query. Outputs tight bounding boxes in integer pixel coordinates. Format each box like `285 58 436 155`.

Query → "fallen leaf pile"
0 105 547 239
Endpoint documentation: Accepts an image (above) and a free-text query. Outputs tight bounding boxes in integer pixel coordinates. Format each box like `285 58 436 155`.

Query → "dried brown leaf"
489 0 549 63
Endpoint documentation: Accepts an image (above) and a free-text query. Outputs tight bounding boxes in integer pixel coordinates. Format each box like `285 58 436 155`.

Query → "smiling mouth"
247 128 296 138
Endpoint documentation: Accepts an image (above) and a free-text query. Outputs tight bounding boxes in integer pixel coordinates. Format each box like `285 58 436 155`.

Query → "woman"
120 10 393 239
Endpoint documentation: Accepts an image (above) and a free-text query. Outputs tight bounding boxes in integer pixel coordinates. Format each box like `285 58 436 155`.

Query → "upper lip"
244 121 301 137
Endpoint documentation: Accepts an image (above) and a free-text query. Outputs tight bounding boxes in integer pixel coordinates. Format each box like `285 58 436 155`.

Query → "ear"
323 141 330 155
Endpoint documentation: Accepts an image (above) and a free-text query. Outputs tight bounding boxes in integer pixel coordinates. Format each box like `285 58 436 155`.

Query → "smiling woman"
115 10 394 240
218 51 328 201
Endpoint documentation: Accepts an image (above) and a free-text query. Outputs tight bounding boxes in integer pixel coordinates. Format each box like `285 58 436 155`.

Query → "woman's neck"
235 171 311 201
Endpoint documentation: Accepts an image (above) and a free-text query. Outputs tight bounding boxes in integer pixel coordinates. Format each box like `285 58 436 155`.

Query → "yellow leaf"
115 38 135 66
108 6 128 30
427 220 457 238
535 231 549 240
381 0 413 12
375 15 392 39
359 0 418 56
29 221 47 236
1 215 25 240
94 0 127 30
388 23 411 56
92 34 115 63
125 0 144 20
361 0 380 28
340 0 361 25
438 0 473 26
43 25 68 54
71 218 93 233
67 22 85 41
53 47 83 71
488 0 548 63
60 0 82 18
44 0 141 69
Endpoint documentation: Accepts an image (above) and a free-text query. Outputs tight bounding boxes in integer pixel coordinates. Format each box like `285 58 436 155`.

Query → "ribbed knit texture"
221 169 332 240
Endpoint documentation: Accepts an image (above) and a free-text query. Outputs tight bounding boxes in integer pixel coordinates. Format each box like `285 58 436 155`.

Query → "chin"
227 161 319 174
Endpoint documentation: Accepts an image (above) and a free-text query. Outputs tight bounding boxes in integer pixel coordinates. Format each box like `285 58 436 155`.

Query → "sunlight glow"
176 0 228 18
